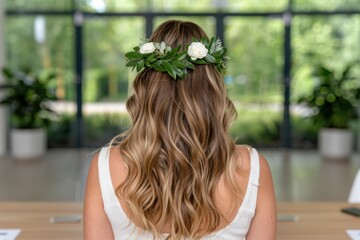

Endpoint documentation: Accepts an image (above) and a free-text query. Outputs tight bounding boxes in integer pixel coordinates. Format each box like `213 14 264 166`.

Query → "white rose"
187 42 208 60
139 42 156 54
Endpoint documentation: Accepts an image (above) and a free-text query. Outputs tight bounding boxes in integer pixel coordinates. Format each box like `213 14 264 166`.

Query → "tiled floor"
0 148 359 202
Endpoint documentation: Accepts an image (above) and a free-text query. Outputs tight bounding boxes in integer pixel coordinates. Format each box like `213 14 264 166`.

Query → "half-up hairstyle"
111 20 239 239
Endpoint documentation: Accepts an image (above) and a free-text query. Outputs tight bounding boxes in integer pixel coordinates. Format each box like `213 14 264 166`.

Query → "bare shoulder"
85 150 101 191
107 145 124 163
234 145 252 170
86 145 126 189
84 149 102 202
235 145 272 175
244 146 274 189
258 151 273 181
83 148 115 240
234 146 275 195
108 145 127 187
88 146 124 174
246 147 277 240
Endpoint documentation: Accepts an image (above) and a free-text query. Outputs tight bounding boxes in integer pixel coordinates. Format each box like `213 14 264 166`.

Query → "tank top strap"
240 147 260 211
249 148 260 187
97 146 120 207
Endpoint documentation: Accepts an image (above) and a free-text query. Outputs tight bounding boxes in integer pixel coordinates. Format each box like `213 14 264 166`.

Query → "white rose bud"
139 42 156 54
187 42 208 60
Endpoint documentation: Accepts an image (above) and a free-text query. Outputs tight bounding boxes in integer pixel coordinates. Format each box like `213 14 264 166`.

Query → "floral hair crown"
125 37 227 80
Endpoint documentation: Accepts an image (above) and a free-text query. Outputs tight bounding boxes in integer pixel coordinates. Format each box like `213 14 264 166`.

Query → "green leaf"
125 51 143 59
146 54 157 62
163 46 179 59
200 36 209 46
192 59 207 64
175 51 188 61
178 71 186 79
213 49 225 58
136 60 145 72
163 62 177 79
208 37 216 54
125 60 139 67
175 67 186 79
152 65 166 72
172 60 185 68
204 54 217 63
184 61 195 69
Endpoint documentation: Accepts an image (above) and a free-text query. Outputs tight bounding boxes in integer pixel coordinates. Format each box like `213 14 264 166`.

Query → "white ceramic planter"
319 128 353 160
10 128 46 160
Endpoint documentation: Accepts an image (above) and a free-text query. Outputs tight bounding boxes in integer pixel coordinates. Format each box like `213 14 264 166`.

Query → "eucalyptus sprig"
125 37 227 80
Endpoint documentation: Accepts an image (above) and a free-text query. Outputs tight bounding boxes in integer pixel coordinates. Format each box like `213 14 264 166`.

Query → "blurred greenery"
297 62 360 129
0 68 57 129
45 109 327 148
4 16 75 101
4 0 360 148
230 109 281 147
6 0 73 10
292 16 360 102
293 0 360 10
226 18 283 104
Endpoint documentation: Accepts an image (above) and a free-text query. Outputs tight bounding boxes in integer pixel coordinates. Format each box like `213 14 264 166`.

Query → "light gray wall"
0 0 7 156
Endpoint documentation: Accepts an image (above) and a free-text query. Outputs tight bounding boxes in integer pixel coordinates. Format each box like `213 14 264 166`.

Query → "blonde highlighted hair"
111 20 240 239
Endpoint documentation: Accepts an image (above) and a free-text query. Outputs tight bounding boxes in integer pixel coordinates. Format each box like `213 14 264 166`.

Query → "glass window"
293 0 360 11
151 0 287 12
83 17 144 147
6 1 359 149
6 0 73 11
5 16 75 147
78 0 219 12
225 0 287 12
291 16 360 148
77 0 147 12
77 0 287 13
225 17 284 147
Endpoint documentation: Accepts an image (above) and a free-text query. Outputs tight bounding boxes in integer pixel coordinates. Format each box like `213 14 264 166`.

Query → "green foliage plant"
125 37 227 80
0 68 57 129
298 61 360 129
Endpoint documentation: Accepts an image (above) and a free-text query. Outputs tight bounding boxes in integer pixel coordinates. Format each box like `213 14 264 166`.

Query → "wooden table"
0 202 82 240
0 202 359 239
277 202 360 240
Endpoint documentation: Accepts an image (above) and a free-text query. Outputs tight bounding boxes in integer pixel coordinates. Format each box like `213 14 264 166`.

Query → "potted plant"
0 67 56 160
298 61 360 160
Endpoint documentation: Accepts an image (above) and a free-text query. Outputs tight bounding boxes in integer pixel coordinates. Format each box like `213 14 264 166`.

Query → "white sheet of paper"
0 229 21 240
347 229 360 240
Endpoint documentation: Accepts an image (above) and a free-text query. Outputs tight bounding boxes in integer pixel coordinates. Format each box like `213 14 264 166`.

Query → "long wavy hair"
112 20 239 239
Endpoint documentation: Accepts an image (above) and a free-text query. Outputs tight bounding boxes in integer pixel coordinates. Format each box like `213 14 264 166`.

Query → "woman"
84 20 276 240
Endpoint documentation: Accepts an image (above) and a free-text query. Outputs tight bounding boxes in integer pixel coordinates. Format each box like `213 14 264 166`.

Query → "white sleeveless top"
98 147 260 240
